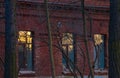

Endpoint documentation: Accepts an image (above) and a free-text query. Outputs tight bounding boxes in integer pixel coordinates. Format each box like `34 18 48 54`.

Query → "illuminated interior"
62 33 73 52
18 31 32 49
94 34 103 45
18 31 33 70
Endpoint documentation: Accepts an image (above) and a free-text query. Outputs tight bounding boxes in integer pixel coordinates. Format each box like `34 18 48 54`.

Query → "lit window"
94 34 105 70
62 33 75 72
94 34 103 45
18 31 33 71
62 33 73 52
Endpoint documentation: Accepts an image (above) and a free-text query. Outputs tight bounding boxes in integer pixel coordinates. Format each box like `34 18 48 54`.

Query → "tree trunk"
81 0 94 77
4 0 17 78
44 0 56 78
109 0 120 78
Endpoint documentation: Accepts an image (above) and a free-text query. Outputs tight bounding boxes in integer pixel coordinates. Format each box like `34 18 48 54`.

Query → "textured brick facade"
0 0 109 77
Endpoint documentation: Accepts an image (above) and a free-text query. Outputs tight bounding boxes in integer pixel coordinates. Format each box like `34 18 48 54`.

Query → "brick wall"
0 0 109 77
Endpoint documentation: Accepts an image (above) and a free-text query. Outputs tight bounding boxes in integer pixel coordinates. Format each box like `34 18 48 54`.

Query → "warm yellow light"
18 31 32 43
62 33 73 45
18 37 26 43
19 31 26 36
27 31 31 36
26 44 32 49
68 45 73 52
94 34 103 45
27 37 32 43
62 33 73 52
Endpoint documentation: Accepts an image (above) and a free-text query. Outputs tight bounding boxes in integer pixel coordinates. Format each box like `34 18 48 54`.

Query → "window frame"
17 31 34 72
93 34 106 70
62 32 76 72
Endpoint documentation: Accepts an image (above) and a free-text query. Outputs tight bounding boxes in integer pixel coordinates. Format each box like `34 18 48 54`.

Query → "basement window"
18 31 34 71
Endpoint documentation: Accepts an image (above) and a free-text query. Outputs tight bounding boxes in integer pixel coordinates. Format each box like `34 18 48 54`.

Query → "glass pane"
62 33 75 72
18 31 33 70
27 37 32 43
94 34 103 45
62 33 73 51
18 31 32 44
62 33 73 45
19 31 26 36
94 34 105 70
27 31 31 36
18 37 26 43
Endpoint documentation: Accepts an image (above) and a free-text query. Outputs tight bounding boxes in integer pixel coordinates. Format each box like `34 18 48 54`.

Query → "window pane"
94 34 103 45
62 33 73 45
62 33 75 72
62 33 73 51
18 31 33 71
94 34 105 70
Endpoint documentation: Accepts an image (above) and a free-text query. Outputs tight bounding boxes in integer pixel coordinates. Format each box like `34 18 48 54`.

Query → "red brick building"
0 0 109 77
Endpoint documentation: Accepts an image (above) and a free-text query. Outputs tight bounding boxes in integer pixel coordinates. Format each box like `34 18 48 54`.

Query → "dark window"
18 31 33 71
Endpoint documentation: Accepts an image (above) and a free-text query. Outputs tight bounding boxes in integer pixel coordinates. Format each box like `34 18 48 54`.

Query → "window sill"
62 70 75 76
94 69 108 75
18 70 35 77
